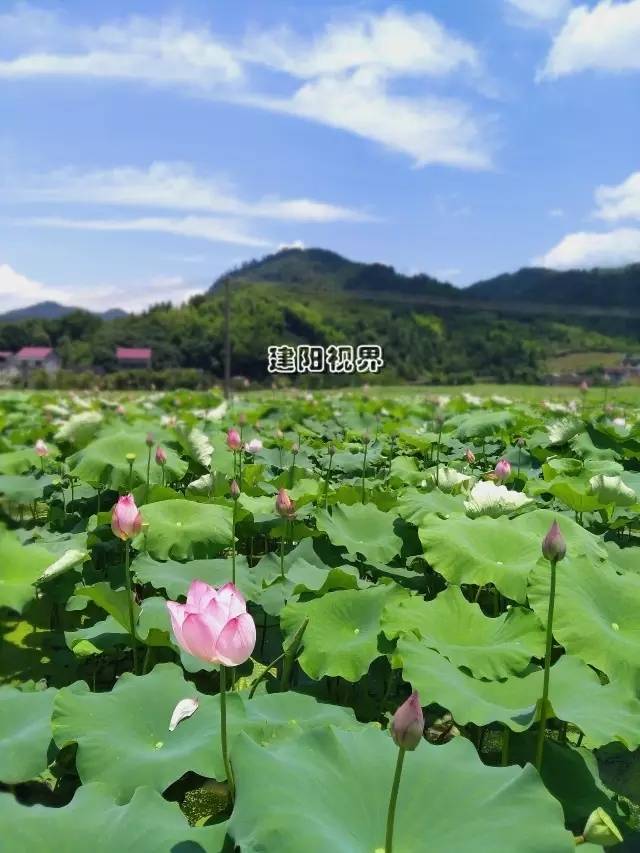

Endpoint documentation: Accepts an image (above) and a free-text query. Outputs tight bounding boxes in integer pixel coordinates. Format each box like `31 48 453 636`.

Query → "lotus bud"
34 439 49 458
580 380 589 393
465 448 475 464
516 437 525 448
116 404 125 415
226 428 242 451
125 452 136 465
145 432 154 447
494 458 511 482
276 487 295 519
276 429 284 441
111 494 142 541
328 444 336 456
541 520 566 563
581 808 623 847
390 690 424 751
245 438 263 454
362 432 370 446
230 479 240 500
238 413 247 426
155 445 167 465
291 443 300 455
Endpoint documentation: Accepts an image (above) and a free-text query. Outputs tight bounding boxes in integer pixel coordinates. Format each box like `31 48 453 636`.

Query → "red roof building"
16 346 54 360
116 347 152 367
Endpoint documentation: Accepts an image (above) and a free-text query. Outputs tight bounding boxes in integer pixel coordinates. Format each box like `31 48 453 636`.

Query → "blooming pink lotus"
226 428 242 451
166 580 256 666
111 494 142 541
34 439 49 458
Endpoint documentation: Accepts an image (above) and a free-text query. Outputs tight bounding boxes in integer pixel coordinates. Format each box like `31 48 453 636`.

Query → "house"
116 347 152 369
15 346 60 375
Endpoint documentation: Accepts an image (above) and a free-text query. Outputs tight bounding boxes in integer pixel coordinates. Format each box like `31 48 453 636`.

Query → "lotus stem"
219 665 235 800
145 445 151 504
324 453 333 509
384 746 406 853
280 521 286 579
435 426 442 487
123 540 139 675
279 617 309 691
361 443 368 504
231 499 237 585
535 556 557 771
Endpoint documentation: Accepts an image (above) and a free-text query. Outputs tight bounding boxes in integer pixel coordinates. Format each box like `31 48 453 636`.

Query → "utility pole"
223 277 231 400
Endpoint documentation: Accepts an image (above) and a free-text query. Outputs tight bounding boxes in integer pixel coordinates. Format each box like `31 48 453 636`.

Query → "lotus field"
2 387 640 851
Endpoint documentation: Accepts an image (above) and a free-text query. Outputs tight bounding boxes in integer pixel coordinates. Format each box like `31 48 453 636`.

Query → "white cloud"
504 0 570 23
7 161 371 223
594 171 640 221
14 215 271 247
277 240 305 252
548 207 565 217
249 70 491 169
243 8 480 79
535 227 640 268
0 261 201 312
540 0 640 79
0 5 491 169
0 7 242 89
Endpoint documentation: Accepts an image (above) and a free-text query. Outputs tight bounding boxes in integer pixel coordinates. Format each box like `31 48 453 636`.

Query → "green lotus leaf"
0 685 57 783
67 429 187 489
388 455 425 487
382 586 545 680
314 503 403 564
397 639 640 747
131 552 263 602
51 663 360 802
0 474 56 504
132 499 233 560
280 582 408 681
604 542 640 575
453 410 515 441
0 783 228 852
397 487 466 524
0 531 66 613
54 410 103 447
228 726 574 853
0 448 39 475
528 555 640 691
71 581 140 632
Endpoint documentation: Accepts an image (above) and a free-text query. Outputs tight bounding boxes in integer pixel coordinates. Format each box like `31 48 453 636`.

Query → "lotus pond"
0 387 639 851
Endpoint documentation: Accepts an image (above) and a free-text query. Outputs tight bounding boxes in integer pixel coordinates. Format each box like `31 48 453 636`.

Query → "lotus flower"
465 448 475 464
245 438 263 454
111 494 142 541
580 380 589 393
276 487 295 519
145 432 154 447
582 808 623 847
390 691 424 751
230 479 240 499
226 428 242 451
34 439 49 458
494 458 511 482
166 580 256 666
541 520 566 563
155 445 167 465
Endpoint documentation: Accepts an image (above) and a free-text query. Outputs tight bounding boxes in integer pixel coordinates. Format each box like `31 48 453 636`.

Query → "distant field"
546 350 626 373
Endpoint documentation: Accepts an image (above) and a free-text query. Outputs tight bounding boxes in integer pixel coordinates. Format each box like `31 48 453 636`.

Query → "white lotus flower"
245 438 263 454
491 395 512 406
462 393 482 406
464 481 533 518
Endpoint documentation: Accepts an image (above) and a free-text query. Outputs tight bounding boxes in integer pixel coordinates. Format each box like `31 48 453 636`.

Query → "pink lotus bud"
145 432 154 447
166 580 256 665
227 428 242 451
230 479 240 499
116 404 125 415
276 487 295 519
245 438 263 454
542 520 566 563
238 413 247 426
465 448 475 464
35 439 49 458
494 459 511 482
111 494 142 541
390 691 424 751
580 380 589 393
155 445 167 465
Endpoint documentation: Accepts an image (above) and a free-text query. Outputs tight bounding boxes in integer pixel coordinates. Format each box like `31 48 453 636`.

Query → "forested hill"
466 264 640 309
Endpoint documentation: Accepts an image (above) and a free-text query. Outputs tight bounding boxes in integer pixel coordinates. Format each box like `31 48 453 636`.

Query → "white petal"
169 697 199 732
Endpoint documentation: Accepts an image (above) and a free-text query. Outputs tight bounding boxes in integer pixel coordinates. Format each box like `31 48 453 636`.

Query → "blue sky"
0 0 639 311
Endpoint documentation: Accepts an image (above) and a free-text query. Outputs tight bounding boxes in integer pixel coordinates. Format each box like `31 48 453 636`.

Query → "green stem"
435 427 442 487
535 556 557 771
231 500 237 585
219 665 235 800
501 727 510 766
384 747 406 853
324 454 333 509
248 652 286 699
142 645 153 675
280 522 286 579
123 540 139 675
361 444 368 504
128 460 134 492
145 446 151 504
279 618 309 692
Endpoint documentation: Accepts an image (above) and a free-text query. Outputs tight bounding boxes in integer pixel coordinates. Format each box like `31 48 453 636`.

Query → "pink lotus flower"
226 428 242 451
111 494 142 541
276 487 295 519
465 448 475 464
230 479 240 499
390 690 424 751
245 438 263 454
494 458 511 482
34 439 49 458
166 580 256 665
155 445 167 465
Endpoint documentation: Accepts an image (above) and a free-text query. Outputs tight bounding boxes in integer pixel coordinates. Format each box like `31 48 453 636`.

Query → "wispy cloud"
535 227 640 268
13 215 271 247
504 0 570 25
594 171 640 222
540 0 640 79
6 161 372 223
0 5 492 169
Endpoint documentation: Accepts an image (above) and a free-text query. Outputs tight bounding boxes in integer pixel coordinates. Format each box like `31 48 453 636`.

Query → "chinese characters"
267 344 384 374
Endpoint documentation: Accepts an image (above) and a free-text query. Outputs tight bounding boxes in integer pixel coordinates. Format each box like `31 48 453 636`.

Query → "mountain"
215 247 458 298
466 264 640 309
0 301 128 323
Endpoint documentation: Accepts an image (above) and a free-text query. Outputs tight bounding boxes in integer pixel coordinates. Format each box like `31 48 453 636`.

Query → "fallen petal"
169 697 199 731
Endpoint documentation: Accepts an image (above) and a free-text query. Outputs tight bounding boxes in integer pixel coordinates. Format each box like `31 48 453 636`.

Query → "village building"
14 346 60 376
116 347 152 369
